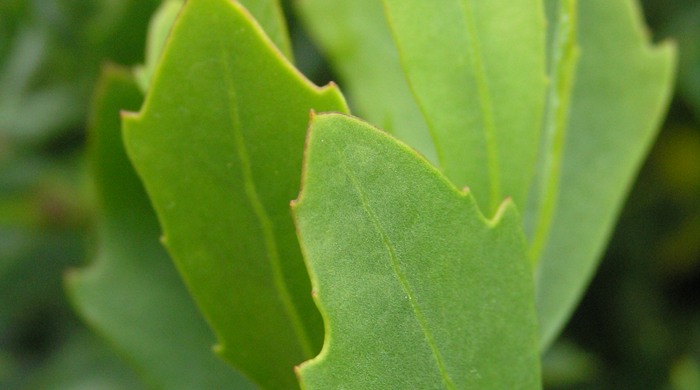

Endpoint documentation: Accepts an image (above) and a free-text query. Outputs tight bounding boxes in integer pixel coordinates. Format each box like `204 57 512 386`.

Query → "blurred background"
0 0 698 388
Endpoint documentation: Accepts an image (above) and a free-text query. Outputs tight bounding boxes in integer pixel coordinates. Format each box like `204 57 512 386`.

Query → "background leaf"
19 330 146 390
0 1 161 387
239 0 293 60
661 3 700 120
534 0 676 350
67 66 254 389
122 0 348 388
524 0 579 260
382 0 548 213
0 0 159 146
134 0 184 93
294 0 436 163
294 113 540 389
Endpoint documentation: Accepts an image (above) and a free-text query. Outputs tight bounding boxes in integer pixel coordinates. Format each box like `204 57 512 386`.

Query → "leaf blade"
122 0 348 387
383 0 548 213
294 113 540 389
66 66 254 390
535 0 676 350
295 0 437 163
524 0 579 260
239 0 294 60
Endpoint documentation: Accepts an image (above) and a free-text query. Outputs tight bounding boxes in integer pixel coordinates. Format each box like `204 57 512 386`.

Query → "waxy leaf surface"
296 0 436 163
535 0 676 349
383 0 548 213
122 0 348 388
293 113 540 389
67 67 254 389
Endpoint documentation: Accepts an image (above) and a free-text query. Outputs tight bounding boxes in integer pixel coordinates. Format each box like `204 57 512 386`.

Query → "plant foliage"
63 0 676 388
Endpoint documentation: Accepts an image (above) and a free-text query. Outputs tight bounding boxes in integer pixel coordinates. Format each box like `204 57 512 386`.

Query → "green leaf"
133 0 292 94
238 0 293 60
662 4 700 120
293 113 540 389
134 0 184 93
383 0 548 214
66 66 254 389
122 0 348 388
22 331 146 390
534 0 676 350
295 0 437 163
524 0 579 260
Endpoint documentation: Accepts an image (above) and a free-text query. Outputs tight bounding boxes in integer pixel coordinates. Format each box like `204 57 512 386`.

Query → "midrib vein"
343 159 456 390
459 0 501 212
218 42 315 358
529 0 577 262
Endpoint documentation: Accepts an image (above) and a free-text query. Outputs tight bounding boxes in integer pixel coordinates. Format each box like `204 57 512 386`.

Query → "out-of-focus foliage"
0 0 158 388
0 0 698 388
0 0 159 144
543 0 700 388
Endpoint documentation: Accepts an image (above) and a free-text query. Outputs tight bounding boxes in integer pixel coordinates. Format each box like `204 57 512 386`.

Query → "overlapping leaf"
134 0 184 93
294 113 540 389
134 0 292 93
295 0 436 163
122 0 348 388
383 0 548 213
67 67 253 389
524 0 579 260
238 0 293 60
662 3 700 119
327 0 673 351
534 0 676 349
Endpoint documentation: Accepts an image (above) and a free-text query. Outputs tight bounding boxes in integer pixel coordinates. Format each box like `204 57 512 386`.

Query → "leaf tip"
120 109 139 121
294 364 306 389
323 80 341 96
488 196 519 227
